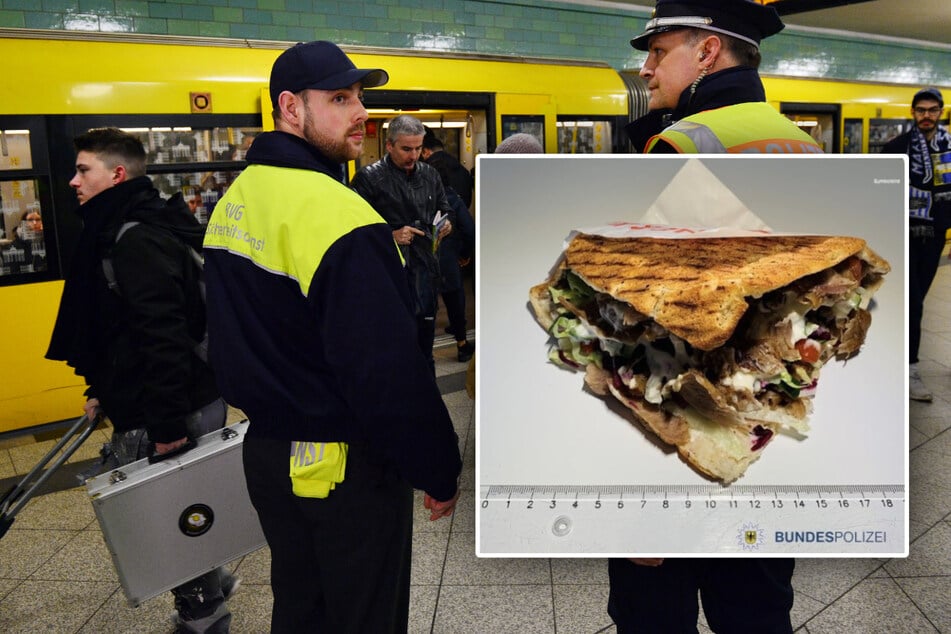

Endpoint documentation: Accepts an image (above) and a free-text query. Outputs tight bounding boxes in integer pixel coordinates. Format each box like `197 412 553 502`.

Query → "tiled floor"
2 258 951 632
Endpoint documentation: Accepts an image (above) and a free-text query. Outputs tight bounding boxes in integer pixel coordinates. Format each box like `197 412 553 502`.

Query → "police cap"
631 0 784 51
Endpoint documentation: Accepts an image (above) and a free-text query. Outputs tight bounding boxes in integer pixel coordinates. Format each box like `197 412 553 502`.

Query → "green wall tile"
25 10 64 27
79 0 116 15
198 19 228 35
167 18 199 34
182 5 213 20
41 0 79 12
212 5 241 21
5 0 37 10
0 9 25 26
148 2 182 19
114 0 147 17
131 15 166 32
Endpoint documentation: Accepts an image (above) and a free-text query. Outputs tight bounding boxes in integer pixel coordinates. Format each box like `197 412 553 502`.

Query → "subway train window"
0 181 47 277
844 118 864 154
148 170 245 225
0 129 33 170
501 115 544 150
557 119 613 153
869 118 912 153
114 125 261 225
120 126 260 164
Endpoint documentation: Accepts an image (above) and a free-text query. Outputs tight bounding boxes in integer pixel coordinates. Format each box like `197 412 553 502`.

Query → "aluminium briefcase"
86 418 266 606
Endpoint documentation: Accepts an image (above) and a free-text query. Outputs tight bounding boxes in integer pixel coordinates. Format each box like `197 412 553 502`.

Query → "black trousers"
243 435 414 633
608 558 794 634
910 229 946 363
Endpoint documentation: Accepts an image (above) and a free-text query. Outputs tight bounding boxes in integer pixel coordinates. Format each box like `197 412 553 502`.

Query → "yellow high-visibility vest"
646 102 823 154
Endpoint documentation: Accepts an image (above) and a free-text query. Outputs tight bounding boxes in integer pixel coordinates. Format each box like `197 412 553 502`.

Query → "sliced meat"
837 308 872 359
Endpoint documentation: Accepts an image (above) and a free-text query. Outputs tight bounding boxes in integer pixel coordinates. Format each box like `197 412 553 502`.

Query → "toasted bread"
564 233 888 350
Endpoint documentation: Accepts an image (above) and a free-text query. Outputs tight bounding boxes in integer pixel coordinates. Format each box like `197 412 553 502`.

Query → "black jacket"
47 177 218 442
426 149 473 207
351 155 452 315
203 131 461 501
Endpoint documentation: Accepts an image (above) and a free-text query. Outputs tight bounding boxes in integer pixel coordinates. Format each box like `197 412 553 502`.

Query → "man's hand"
437 219 452 240
394 225 426 246
83 398 101 422
155 437 189 455
424 488 461 521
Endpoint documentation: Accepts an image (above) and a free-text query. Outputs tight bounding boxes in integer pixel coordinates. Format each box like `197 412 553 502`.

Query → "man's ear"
113 165 129 184
278 91 301 126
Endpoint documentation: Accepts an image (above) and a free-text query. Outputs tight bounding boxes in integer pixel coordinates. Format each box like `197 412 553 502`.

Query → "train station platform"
1 263 949 632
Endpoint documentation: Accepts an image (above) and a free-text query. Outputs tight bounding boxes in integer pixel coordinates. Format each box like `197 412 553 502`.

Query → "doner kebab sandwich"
529 229 890 483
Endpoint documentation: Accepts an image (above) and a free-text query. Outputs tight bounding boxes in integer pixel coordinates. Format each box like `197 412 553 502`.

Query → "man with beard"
202 42 461 633
883 87 951 402
609 2 822 633
351 114 454 371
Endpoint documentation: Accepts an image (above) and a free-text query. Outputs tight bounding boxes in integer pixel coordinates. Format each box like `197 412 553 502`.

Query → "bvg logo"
737 522 765 551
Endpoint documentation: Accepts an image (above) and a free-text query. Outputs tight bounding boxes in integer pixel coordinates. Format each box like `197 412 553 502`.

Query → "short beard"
300 96 361 163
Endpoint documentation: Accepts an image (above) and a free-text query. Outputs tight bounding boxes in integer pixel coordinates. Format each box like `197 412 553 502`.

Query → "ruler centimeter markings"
477 484 906 557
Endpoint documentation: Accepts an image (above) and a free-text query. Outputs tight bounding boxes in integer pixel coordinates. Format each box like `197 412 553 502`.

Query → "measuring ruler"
478 484 906 557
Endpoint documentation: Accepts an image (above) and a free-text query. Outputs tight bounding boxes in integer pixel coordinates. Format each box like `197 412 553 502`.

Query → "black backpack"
101 220 208 362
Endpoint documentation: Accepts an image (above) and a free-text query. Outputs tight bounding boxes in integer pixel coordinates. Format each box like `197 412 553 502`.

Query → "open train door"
781 102 841 153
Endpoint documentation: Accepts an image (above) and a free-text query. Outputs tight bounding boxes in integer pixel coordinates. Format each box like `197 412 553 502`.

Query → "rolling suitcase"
86 418 266 606
1 413 101 540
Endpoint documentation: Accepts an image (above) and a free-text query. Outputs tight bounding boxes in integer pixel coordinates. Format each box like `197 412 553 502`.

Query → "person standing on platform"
202 42 461 633
351 114 454 371
46 127 235 633
610 2 822 633
422 128 475 362
882 86 951 402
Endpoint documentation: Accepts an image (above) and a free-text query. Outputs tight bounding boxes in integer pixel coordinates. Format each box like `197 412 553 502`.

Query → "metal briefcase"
86 419 266 606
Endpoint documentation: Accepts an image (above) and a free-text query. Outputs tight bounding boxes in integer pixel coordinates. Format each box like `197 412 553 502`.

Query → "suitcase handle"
146 438 198 464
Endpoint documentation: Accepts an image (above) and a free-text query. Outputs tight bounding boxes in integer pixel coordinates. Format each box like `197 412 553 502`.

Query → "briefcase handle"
147 438 198 464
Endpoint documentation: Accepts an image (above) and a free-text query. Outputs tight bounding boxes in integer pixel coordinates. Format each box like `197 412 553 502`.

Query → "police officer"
610 2 817 633
626 0 822 154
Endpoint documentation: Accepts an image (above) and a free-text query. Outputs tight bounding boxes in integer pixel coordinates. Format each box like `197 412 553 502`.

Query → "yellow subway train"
0 30 937 434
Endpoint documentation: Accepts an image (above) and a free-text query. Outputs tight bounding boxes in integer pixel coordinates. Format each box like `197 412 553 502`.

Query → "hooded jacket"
47 176 217 442
202 131 461 502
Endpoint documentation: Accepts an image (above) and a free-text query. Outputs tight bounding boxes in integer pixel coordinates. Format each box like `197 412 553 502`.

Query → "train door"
359 90 492 179
781 103 841 153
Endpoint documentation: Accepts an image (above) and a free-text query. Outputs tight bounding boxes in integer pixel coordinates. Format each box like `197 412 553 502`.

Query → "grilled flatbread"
530 232 890 482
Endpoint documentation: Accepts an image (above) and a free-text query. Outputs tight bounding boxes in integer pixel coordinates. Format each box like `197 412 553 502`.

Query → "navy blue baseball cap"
631 0 784 51
269 41 389 106
913 87 944 108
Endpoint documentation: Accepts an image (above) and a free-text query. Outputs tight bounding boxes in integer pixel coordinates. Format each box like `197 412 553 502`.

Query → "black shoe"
457 341 474 362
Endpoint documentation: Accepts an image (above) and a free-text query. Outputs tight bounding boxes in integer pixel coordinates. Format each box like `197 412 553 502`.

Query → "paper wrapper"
564 158 780 247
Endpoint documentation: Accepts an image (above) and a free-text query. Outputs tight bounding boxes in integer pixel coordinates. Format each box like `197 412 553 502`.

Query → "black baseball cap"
912 87 944 108
631 0 784 51
269 41 389 107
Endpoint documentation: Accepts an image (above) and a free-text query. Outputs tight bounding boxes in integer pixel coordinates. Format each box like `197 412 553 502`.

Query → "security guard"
610 2 812 633
626 0 822 154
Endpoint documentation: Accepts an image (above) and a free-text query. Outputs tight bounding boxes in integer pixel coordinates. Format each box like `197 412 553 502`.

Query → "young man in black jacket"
46 128 234 633
882 87 951 402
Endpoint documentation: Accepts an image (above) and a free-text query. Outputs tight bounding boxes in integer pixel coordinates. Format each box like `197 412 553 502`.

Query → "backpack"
101 220 209 362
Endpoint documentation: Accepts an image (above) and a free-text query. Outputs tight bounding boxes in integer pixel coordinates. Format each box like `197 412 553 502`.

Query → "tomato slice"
795 338 821 364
